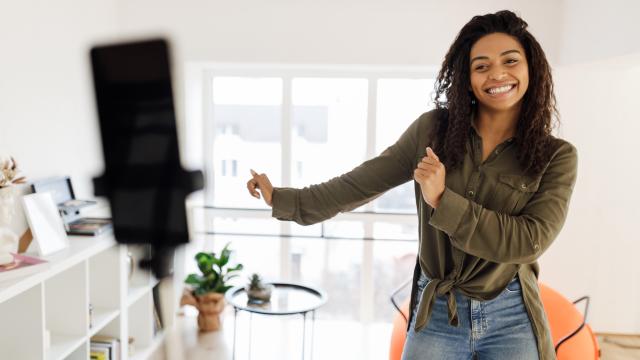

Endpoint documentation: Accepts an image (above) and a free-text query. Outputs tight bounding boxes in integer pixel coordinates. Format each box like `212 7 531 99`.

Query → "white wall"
542 52 640 333
558 0 640 65
114 0 563 65
538 0 640 333
0 0 118 198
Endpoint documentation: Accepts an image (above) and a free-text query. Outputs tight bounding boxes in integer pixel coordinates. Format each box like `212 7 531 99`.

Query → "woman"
246 10 577 360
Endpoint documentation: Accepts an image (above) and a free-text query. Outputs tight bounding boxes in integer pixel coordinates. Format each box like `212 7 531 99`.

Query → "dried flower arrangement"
0 156 26 188
0 156 28 263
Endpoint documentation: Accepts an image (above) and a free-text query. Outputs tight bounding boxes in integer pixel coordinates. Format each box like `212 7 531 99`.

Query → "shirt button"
467 190 475 197
520 184 527 190
494 149 500 155
534 244 540 250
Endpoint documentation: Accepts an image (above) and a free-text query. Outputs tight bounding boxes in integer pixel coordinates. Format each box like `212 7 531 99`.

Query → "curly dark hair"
431 10 557 176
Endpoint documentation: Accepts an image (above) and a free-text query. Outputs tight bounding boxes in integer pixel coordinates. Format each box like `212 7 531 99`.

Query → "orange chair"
389 281 600 360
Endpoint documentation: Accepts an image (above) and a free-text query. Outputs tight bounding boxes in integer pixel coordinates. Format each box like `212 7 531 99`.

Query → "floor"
597 334 640 360
155 306 393 360
152 309 640 360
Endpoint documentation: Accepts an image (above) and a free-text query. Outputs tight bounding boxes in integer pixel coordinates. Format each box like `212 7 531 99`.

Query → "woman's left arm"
429 141 578 264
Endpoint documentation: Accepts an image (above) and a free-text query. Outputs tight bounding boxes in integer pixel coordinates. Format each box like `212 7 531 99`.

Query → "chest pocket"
494 174 542 214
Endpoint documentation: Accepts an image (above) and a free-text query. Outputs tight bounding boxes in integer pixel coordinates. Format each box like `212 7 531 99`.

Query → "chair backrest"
389 282 600 360
538 282 600 359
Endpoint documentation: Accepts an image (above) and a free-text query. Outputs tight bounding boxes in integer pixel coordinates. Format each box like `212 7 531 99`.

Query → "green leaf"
224 273 239 282
219 243 231 267
227 264 243 272
184 274 203 285
195 252 214 274
194 287 208 296
216 284 234 294
205 271 219 285
191 242 244 295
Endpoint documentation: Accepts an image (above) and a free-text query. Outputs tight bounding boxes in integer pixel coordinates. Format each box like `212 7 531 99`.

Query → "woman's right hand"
247 169 274 207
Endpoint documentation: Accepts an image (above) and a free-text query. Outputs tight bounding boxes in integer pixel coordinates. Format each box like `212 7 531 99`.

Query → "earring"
471 98 476 105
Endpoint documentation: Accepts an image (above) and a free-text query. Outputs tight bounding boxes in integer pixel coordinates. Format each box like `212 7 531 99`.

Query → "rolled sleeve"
428 187 470 235
427 141 578 264
271 187 297 221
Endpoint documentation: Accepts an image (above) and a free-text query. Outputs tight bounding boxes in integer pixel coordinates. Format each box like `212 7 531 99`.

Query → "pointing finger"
426 147 439 162
247 179 260 198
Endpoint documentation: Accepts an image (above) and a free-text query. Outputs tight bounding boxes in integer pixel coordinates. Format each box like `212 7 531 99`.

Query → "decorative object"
126 251 134 282
246 273 273 304
0 156 28 262
0 252 49 282
180 243 243 331
21 193 69 256
89 303 94 328
0 156 26 188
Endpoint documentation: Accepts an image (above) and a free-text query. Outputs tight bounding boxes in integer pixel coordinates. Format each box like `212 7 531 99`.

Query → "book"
0 253 49 283
90 348 108 360
91 343 112 360
91 335 121 360
67 217 112 236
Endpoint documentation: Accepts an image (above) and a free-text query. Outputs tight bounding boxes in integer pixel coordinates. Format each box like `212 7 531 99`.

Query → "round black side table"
225 282 328 359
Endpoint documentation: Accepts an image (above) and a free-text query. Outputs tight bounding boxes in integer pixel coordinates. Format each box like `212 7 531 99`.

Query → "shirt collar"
469 110 517 143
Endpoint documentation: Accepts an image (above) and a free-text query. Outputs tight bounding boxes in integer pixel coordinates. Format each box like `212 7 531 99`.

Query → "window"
374 79 436 213
210 77 283 208
195 66 437 326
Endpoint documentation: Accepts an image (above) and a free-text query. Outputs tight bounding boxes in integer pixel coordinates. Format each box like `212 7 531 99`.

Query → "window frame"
193 64 438 322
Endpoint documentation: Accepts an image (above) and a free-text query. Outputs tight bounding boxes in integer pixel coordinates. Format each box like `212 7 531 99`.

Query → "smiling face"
469 32 529 113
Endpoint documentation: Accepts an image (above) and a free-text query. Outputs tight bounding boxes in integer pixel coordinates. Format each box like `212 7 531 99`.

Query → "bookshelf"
0 235 173 360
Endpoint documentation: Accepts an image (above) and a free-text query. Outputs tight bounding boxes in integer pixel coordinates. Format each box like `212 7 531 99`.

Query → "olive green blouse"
271 109 578 359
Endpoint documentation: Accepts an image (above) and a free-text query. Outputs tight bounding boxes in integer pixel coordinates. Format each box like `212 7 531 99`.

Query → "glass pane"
373 221 418 241
373 78 436 213
211 77 283 208
206 234 281 285
290 78 368 212
212 217 280 236
324 220 364 239
290 236 363 321
372 240 418 321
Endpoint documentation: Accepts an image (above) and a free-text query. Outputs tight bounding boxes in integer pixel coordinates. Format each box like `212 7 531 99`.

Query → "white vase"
0 185 29 254
0 186 17 227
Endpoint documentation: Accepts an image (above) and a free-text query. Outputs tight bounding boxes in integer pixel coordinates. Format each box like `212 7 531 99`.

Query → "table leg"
302 312 307 359
248 312 253 360
310 310 316 360
232 308 238 360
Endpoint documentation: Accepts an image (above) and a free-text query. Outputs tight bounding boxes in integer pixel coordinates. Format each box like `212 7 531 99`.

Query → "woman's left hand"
414 147 446 208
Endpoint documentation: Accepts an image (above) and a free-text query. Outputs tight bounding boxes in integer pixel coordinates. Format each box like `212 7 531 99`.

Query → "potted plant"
246 273 273 304
181 243 243 331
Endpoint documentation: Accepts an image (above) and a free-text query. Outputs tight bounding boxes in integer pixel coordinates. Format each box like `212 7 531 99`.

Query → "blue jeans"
401 273 539 360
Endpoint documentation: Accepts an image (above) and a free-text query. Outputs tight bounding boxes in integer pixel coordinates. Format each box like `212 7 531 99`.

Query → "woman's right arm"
261 112 432 226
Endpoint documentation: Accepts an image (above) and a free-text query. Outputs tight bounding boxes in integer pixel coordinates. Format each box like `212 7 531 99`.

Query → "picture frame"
21 193 69 256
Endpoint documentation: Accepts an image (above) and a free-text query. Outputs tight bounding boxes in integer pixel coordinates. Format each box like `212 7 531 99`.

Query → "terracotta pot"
181 290 226 332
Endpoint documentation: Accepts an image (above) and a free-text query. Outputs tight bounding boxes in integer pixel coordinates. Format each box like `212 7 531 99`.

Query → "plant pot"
246 284 274 304
180 290 226 332
0 185 30 254
0 187 19 259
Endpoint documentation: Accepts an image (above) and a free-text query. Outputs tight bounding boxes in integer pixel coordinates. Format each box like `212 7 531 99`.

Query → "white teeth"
487 85 514 94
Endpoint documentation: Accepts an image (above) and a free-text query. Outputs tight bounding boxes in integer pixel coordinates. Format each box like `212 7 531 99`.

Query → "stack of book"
90 335 121 360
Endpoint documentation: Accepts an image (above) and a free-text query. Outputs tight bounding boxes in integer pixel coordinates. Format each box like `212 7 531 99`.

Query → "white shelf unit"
0 235 173 360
